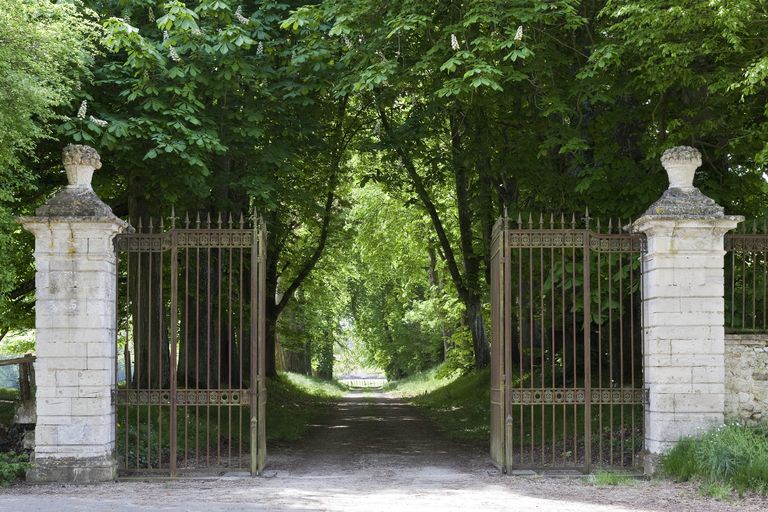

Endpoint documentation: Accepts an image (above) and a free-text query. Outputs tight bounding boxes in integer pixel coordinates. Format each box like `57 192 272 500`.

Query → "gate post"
632 146 741 474
19 145 129 483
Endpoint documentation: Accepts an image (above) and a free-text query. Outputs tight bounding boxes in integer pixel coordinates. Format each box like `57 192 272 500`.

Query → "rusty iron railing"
725 220 768 333
114 212 267 476
0 353 35 401
491 213 645 473
0 354 36 402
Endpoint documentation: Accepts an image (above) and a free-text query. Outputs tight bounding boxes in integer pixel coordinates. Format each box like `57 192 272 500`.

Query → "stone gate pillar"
19 145 129 483
632 147 742 474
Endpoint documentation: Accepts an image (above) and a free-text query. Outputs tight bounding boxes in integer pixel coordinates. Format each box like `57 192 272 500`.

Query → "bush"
661 423 768 496
0 452 29 486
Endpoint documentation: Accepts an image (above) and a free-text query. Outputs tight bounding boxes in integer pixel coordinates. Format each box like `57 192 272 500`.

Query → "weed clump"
661 423 768 496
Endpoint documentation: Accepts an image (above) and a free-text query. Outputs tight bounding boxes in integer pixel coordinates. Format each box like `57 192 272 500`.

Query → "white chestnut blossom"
450 33 460 51
256 41 264 55
235 6 249 25
514 25 523 41
169 46 181 62
77 100 87 119
89 115 108 128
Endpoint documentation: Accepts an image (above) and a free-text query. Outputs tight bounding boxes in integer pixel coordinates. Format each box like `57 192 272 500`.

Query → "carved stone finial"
661 146 701 190
62 144 101 189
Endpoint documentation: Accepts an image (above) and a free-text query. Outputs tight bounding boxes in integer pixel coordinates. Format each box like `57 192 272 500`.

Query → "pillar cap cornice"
632 214 743 234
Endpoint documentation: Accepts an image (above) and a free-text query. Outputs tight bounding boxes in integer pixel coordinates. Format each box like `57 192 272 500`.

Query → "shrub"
0 452 29 486
661 423 768 495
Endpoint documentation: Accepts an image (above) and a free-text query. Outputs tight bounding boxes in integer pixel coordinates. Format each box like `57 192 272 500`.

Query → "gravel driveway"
1 391 765 512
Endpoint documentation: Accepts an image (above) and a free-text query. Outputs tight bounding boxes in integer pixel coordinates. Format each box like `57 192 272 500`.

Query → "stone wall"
725 334 768 425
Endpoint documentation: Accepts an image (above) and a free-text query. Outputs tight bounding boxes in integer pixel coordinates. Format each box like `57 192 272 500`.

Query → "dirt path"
1 390 767 512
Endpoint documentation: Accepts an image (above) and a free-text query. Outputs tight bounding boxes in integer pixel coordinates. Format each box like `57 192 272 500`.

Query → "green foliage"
0 390 17 427
662 423 768 496
0 331 34 356
439 328 474 377
0 0 100 334
0 452 29 487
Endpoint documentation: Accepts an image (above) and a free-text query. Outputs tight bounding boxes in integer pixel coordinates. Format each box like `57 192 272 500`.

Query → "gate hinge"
111 389 117 406
644 387 650 407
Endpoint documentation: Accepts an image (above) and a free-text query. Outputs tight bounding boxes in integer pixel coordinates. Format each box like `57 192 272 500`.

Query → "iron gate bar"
490 215 645 473
114 213 267 477
725 226 768 333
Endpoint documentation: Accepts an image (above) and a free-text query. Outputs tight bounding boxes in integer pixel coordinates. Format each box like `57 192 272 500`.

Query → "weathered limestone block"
725 334 768 424
18 145 130 483
633 146 742 474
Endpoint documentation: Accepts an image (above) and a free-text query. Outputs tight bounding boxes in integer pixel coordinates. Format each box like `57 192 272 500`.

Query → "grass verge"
268 372 347 442
584 470 635 486
116 372 346 468
387 365 490 444
661 423 768 497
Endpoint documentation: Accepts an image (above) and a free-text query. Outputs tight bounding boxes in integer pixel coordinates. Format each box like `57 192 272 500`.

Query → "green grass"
116 372 346 469
387 365 642 458
383 365 461 396
387 365 490 444
267 372 346 442
661 423 768 496
700 481 734 500
584 470 635 486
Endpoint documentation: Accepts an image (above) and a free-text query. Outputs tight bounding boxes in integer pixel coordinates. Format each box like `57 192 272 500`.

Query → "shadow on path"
269 389 490 478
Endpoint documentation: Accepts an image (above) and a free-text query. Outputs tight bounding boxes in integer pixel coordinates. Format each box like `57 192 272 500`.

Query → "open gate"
114 213 267 476
491 215 645 473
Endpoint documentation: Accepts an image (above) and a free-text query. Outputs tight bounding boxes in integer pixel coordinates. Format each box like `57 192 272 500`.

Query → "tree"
65 0 360 379
0 0 100 337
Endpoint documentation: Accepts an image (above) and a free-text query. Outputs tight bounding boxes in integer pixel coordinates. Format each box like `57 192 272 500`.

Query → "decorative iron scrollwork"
116 228 253 252
116 389 250 406
589 234 645 253
508 387 643 405
508 230 586 249
725 234 768 252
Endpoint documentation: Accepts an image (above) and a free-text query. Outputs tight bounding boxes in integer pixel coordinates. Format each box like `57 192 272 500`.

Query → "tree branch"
373 94 469 302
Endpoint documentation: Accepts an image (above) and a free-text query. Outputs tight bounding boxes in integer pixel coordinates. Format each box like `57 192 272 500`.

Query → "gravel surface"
1 390 766 512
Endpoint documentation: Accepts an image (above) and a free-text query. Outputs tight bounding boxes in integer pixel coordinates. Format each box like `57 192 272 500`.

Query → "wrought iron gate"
491 214 645 473
114 213 267 476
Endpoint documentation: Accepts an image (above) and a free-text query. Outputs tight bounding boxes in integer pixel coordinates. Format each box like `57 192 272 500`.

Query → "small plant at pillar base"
0 452 29 487
661 422 768 497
